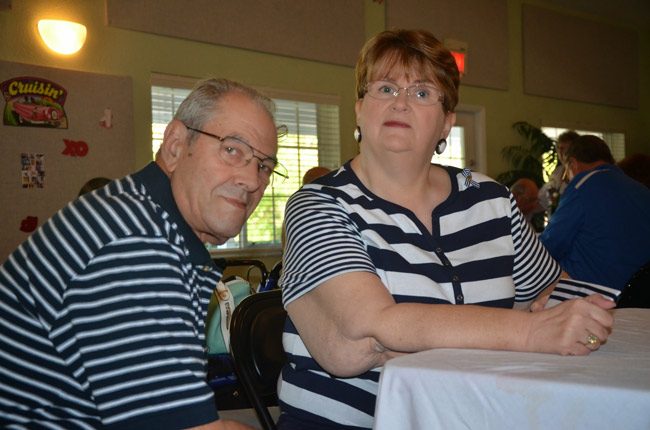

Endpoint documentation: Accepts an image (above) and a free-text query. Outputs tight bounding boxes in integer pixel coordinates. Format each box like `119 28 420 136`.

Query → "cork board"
0 61 133 261
522 4 638 108
386 0 509 91
106 0 365 67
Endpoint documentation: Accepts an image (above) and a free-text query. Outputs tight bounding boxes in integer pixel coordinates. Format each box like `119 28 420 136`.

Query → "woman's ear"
442 112 456 139
157 120 188 174
354 99 363 125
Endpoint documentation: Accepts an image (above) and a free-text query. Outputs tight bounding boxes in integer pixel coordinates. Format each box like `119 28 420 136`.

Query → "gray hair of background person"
173 78 276 143
565 134 615 164
354 29 460 114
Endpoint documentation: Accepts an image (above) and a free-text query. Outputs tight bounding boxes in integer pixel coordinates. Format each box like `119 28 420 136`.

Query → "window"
541 127 625 181
151 85 191 159
151 75 340 253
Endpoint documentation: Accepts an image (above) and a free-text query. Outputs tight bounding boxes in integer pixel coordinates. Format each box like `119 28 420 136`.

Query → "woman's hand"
525 295 615 355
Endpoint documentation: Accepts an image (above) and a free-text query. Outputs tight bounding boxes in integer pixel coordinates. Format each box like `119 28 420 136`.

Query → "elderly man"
0 79 281 429
510 177 541 227
540 135 650 291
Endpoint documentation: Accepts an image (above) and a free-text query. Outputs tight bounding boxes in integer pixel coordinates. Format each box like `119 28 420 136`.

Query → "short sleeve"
509 194 561 301
281 189 377 305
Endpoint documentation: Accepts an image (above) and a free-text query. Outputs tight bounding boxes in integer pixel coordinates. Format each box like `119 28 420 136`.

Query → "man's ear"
157 120 189 174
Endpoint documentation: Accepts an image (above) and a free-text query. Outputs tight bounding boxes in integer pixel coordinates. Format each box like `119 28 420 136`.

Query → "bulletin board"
105 0 365 67
522 4 638 109
386 0 510 91
0 61 133 261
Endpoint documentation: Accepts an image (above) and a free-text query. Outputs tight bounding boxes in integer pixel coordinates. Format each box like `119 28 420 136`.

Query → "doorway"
434 104 486 173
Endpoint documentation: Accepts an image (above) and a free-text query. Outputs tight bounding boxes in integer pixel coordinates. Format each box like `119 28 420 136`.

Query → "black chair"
208 258 269 411
229 289 286 430
617 261 650 309
213 258 269 288
260 260 282 292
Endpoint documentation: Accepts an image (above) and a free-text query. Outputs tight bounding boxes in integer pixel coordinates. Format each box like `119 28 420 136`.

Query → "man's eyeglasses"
365 80 444 106
184 124 288 183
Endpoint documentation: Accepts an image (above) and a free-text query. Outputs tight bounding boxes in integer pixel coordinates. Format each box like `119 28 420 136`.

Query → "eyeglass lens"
367 81 442 105
218 137 278 181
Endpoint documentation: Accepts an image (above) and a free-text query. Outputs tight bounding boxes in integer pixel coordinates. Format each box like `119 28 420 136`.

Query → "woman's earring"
435 139 447 155
354 126 362 143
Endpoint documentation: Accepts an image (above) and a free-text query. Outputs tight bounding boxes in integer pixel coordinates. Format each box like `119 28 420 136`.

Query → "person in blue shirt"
540 134 650 291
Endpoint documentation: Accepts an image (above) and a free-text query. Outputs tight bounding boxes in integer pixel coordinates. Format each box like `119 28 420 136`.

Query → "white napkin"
544 278 621 309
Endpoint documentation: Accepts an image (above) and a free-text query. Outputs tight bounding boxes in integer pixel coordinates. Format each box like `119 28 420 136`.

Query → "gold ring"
585 333 600 347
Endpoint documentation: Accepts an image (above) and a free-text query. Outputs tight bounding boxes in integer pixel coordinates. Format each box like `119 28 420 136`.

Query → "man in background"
510 177 542 230
618 152 650 188
0 78 282 430
302 166 331 185
538 130 580 214
540 135 650 291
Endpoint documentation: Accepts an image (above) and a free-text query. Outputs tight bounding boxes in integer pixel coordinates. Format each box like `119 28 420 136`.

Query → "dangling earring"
354 126 362 143
435 139 447 155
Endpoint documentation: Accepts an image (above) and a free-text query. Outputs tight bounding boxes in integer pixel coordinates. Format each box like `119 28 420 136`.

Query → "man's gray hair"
174 78 275 141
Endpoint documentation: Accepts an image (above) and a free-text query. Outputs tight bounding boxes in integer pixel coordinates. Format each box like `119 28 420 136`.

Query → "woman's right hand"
525 295 615 356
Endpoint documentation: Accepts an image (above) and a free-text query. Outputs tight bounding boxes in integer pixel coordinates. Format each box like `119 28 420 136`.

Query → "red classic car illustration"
12 100 64 126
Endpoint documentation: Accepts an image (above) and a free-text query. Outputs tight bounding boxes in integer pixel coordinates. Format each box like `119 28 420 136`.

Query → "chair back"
260 261 282 292
229 289 286 430
617 261 650 309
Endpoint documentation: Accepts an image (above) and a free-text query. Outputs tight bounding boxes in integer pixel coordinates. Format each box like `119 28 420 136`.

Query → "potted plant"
496 121 557 188
497 121 558 232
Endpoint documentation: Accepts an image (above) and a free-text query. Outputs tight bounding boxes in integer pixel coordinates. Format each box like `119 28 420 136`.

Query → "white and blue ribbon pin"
461 168 480 189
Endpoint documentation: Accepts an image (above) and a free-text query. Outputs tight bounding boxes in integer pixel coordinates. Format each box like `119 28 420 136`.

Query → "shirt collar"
132 162 215 268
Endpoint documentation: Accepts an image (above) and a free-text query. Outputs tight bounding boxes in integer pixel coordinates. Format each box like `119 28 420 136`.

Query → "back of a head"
511 178 538 196
511 178 539 215
557 130 580 145
78 177 111 196
618 153 650 188
565 135 615 165
302 166 331 185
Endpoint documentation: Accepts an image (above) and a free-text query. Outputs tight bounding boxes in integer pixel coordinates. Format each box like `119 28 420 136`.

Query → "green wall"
1 0 648 179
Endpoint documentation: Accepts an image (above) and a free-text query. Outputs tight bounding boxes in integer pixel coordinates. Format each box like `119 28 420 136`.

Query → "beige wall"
1 0 648 178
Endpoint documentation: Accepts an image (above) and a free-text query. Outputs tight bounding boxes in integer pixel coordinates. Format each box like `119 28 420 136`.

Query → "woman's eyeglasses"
365 80 444 106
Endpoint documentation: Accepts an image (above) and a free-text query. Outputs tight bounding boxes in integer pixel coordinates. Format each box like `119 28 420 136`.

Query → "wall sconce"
38 19 87 55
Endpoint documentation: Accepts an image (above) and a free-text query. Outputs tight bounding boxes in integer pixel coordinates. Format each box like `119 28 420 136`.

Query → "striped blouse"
0 163 221 429
278 162 561 429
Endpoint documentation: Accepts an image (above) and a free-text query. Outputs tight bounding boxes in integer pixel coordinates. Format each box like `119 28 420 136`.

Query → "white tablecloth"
374 308 650 430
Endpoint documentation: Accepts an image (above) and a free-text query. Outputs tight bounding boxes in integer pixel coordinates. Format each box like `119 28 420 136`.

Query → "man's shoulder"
64 176 167 243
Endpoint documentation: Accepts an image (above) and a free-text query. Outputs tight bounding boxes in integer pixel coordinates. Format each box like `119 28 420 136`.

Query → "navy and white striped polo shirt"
0 162 221 429
278 162 560 429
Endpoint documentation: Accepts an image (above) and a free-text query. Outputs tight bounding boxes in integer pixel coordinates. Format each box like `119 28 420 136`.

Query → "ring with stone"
585 333 600 348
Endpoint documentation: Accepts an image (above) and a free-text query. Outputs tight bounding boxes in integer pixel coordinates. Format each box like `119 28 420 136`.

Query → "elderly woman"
277 29 614 429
